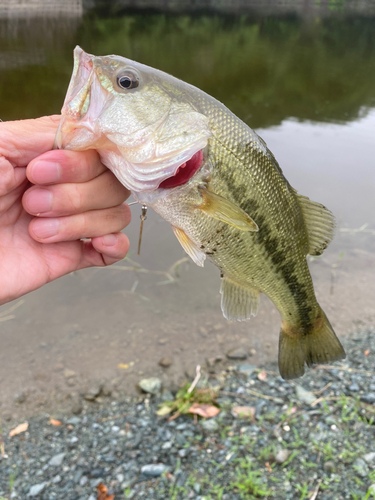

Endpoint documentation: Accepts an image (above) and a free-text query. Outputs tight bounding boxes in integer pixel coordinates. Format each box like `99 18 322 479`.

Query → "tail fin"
278 307 346 380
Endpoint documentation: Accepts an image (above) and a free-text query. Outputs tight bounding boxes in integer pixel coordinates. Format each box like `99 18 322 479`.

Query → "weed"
231 457 271 499
295 482 309 500
157 382 219 419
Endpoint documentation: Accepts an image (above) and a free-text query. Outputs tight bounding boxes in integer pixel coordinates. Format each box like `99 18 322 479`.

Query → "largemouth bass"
55 46 345 379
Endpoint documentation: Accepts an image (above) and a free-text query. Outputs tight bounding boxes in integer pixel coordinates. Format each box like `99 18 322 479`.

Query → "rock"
49 452 66 466
159 357 173 368
80 476 88 486
324 461 336 473
64 369 76 379
275 449 290 464
231 406 255 419
295 385 316 405
53 363 64 372
348 382 360 392
141 463 167 477
138 377 162 395
364 452 375 464
71 399 83 415
84 384 102 401
178 449 189 458
28 483 47 496
67 417 81 425
52 475 61 484
14 391 27 404
361 393 375 404
226 347 247 360
201 419 219 432
238 364 257 376
353 458 369 477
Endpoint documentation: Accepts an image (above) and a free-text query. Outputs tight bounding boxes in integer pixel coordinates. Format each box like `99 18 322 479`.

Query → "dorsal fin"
297 194 335 256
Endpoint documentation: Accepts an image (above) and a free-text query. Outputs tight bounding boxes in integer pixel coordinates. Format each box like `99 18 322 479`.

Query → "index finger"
27 149 107 185
0 115 60 167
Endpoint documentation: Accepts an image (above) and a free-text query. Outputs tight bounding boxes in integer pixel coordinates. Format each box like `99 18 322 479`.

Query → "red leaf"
97 483 115 500
188 403 220 418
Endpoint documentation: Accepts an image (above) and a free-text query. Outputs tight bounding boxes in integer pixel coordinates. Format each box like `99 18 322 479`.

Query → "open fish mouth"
158 149 204 189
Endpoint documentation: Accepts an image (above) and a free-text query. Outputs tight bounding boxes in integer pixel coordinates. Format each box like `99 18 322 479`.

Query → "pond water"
0 3 374 414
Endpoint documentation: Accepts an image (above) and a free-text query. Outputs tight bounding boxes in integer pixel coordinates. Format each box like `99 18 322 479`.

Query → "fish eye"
116 70 140 90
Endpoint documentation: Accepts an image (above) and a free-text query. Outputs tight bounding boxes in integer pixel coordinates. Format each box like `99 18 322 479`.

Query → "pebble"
348 382 360 392
158 357 173 368
64 369 76 379
324 460 336 472
363 452 375 464
14 391 27 404
361 393 375 404
138 377 162 395
28 482 47 496
231 406 255 419
79 476 88 486
275 449 290 464
141 464 167 477
201 419 219 432
295 385 316 405
49 452 66 467
237 364 257 375
226 347 247 360
84 384 102 401
353 458 368 477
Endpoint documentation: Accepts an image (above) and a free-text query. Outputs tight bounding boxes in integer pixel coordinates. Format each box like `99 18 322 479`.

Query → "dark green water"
2 12 375 128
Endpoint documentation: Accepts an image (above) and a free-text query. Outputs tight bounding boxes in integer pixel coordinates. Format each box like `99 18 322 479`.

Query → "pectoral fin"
172 226 206 267
220 275 260 321
196 186 258 232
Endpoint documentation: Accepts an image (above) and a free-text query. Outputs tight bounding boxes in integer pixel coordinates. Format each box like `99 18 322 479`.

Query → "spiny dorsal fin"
297 194 335 256
172 226 206 267
220 275 259 321
196 186 258 232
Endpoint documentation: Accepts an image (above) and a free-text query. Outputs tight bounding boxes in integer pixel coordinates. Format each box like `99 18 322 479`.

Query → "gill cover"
55 46 212 192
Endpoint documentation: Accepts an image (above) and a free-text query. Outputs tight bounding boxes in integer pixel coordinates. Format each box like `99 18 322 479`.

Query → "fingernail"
31 161 61 184
102 234 118 246
32 218 59 239
25 189 53 214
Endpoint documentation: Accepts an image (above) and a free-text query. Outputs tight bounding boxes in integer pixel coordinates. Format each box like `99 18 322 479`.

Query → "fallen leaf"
117 361 134 370
97 483 115 500
257 370 267 381
117 363 129 369
265 461 272 473
9 422 28 437
49 419 62 426
365 350 370 356
188 403 220 418
231 406 256 420
156 405 173 416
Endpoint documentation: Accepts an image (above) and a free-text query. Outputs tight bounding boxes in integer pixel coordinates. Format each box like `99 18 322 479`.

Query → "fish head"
56 46 212 192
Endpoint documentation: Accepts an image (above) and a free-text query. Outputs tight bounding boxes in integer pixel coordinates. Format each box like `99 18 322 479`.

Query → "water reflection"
1 11 375 128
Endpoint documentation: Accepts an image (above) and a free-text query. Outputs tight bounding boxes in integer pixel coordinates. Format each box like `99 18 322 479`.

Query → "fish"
55 46 346 379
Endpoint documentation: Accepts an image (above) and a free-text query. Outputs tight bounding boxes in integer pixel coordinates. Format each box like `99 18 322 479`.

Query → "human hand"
0 115 131 305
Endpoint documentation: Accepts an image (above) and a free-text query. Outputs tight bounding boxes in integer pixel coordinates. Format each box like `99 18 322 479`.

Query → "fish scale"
56 46 345 379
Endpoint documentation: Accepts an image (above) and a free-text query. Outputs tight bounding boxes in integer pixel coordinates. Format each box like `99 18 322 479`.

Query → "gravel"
1 328 375 499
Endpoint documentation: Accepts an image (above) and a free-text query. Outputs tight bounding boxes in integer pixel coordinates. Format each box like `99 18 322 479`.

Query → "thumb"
0 115 61 167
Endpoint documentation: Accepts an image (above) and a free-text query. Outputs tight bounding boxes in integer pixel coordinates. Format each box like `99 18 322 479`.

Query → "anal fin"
220 275 259 321
172 226 206 267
